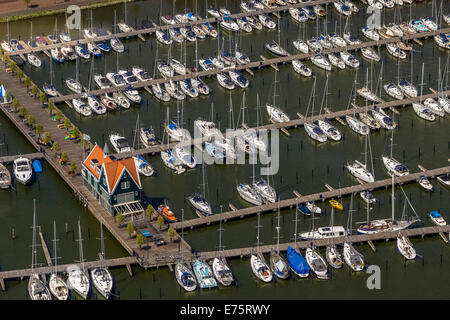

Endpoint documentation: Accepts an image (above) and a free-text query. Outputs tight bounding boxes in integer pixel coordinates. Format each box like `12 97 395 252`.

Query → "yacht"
326 245 343 269
188 194 212 217
292 60 312 77
48 273 68 300
110 37 124 53
328 33 346 47
265 40 288 57
266 105 290 123
430 211 446 226
157 61 174 78
413 103 436 121
118 69 138 85
421 17 437 31
398 79 418 97
300 226 346 240
345 115 370 135
204 142 226 162
170 58 186 75
306 38 322 52
343 32 362 45
438 97 450 114
386 43 407 59
155 29 173 45
113 92 131 109
180 27 196 42
60 46 76 61
0 163 11 189
250 254 272 283
290 8 308 23
192 260 217 289
212 258 234 286
192 25 207 39
236 17 252 33
293 39 309 53
14 157 33 185
199 58 215 71
286 246 310 278
220 16 240 32
217 73 235 90
253 179 276 203
28 274 51 300
304 123 327 143
316 120 340 141
246 16 263 30
66 77 82 93
237 183 262 205
87 42 102 57
175 263 197 292
311 54 331 71
133 155 154 177
50 47 64 63
207 8 221 18
166 121 189 141
317 35 333 50
180 79 198 98
229 70 249 88
109 133 131 154
191 77 210 95
258 14 276 29
83 28 97 39
397 236 416 260
360 190 376 204
72 98 92 117
305 248 328 279
88 95 107 114
123 86 141 104
357 87 382 103
360 47 381 62
347 160 375 183
362 27 380 41
423 98 445 117
327 52 346 70
173 146 196 169
100 95 117 111
194 120 222 138
161 150 186 174
383 82 404 100
165 81 186 101
168 28 184 43
409 19 428 33
152 83 171 102
343 243 365 271
417 175 433 191
340 51 360 68
67 267 90 299
27 53 41 67
382 155 409 177
106 72 126 87
236 51 251 65
117 21 132 33
140 127 159 147
359 112 381 130
90 267 113 299
201 22 218 38
372 109 395 130
220 50 236 65
334 2 352 16
437 174 450 187
132 67 151 82
378 0 394 8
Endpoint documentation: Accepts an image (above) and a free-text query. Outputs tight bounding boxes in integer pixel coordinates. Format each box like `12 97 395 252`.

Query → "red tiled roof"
82 145 112 179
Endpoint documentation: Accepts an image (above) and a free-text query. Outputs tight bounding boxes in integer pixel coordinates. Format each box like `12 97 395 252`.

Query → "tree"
31 85 38 97
115 212 124 225
18 106 27 117
39 92 46 105
157 216 165 230
51 141 59 155
55 109 63 122
17 68 24 80
126 222 135 238
63 118 72 130
72 126 81 139
47 101 55 114
9 61 17 73
11 97 19 111
43 132 51 144
60 151 68 164
69 160 77 174
24 76 31 88
5 90 11 103
145 205 154 219
2 53 9 64
167 227 176 242
26 114 35 127
35 123 43 135
136 234 145 248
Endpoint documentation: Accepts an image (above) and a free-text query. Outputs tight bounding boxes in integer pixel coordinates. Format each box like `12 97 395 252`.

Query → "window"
121 181 130 190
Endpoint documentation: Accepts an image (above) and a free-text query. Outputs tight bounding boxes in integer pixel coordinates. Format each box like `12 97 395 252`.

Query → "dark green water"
0 0 449 299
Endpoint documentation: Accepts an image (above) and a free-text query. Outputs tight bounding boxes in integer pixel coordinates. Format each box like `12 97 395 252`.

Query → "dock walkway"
0 152 44 163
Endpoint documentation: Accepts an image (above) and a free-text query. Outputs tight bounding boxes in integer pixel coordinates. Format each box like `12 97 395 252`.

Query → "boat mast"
52 220 60 275
77 220 86 273
420 62 424 104
294 205 298 248
276 201 280 254
256 212 261 254
391 170 395 223
31 199 37 271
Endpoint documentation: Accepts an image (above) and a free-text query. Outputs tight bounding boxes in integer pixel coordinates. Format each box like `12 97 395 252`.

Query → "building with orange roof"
82 144 143 217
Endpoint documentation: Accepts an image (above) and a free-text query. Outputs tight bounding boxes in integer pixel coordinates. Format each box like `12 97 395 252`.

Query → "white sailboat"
211 218 235 286
305 247 328 279
343 197 365 271
266 71 290 123
67 220 90 299
304 77 327 143
250 213 273 283
270 202 290 280
397 235 416 260
325 208 343 269
91 223 113 299
49 221 69 300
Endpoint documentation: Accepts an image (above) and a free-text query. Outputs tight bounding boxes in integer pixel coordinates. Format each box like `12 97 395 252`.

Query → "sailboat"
188 164 213 217
397 234 416 260
343 196 365 271
305 247 328 279
382 119 409 177
49 221 69 300
67 220 90 299
211 218 235 286
250 213 272 283
266 71 290 123
325 208 343 269
346 131 375 183
345 74 370 135
91 222 113 299
304 77 327 143
317 76 342 141
28 200 51 300
413 62 435 121
192 259 217 289
286 208 310 277
269 202 290 279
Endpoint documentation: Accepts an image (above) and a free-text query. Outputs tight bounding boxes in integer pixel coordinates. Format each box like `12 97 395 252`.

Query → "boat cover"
32 160 42 173
299 206 312 215
430 211 441 218
287 246 310 275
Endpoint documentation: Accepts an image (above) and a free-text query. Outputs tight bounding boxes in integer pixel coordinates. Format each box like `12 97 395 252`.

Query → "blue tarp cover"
299 206 311 215
430 211 441 218
33 160 42 173
287 246 310 275
141 230 152 238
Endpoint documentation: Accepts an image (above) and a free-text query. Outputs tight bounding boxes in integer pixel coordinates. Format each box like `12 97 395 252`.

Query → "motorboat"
194 120 222 138
27 53 41 67
334 2 352 16
132 67 151 82
383 82 404 100
360 190 376 204
229 70 249 88
14 157 32 185
106 72 126 87
345 115 370 135
161 150 185 174
304 123 327 143
166 121 189 141
421 17 437 31
340 51 360 68
343 32 361 45
158 204 178 222
300 226 347 240
199 59 215 71
290 8 308 23
133 155 154 177
328 33 346 47
118 69 138 85
326 245 343 269
266 104 290 123
75 44 90 59
265 40 288 57
327 52 346 70
123 87 141 103
386 43 407 59
343 243 365 271
409 19 428 33
246 16 263 30
201 22 218 38
360 47 381 62
237 183 262 205
50 47 64 63
207 8 220 18
67 267 90 299
188 194 212 216
293 39 309 53
191 77 210 95
357 87 382 103
180 79 198 98
437 174 450 187
155 29 173 45
109 133 131 154
28 274 51 300
110 37 124 53
66 77 82 94
94 74 110 89
292 60 312 77
87 95 107 114
397 236 416 260
359 112 381 130
192 260 217 289
220 16 240 32
417 175 433 191
0 163 11 189
286 246 310 278
346 160 375 183
250 254 272 283
311 54 331 71
412 103 435 121
60 46 76 61
258 14 276 29
113 91 131 109
217 73 235 90
253 179 276 203
382 155 409 177
173 146 196 169
158 61 174 78
372 109 395 130
424 98 445 117
140 127 159 147
236 17 252 33
430 211 446 226
211 258 234 286
398 79 418 97
72 98 92 116
317 35 333 50
90 267 113 299
269 252 290 280
151 83 171 102
306 38 322 52
175 263 197 292
100 95 117 111
362 27 380 41
236 51 251 65
87 42 102 57
305 248 328 279
220 50 236 65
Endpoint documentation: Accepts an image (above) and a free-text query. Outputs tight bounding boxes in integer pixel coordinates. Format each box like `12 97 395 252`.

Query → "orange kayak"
158 204 177 223
329 199 343 211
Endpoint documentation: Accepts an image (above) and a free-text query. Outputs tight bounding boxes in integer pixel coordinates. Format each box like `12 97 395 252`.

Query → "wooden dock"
47 27 450 105
0 152 44 164
172 165 450 230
